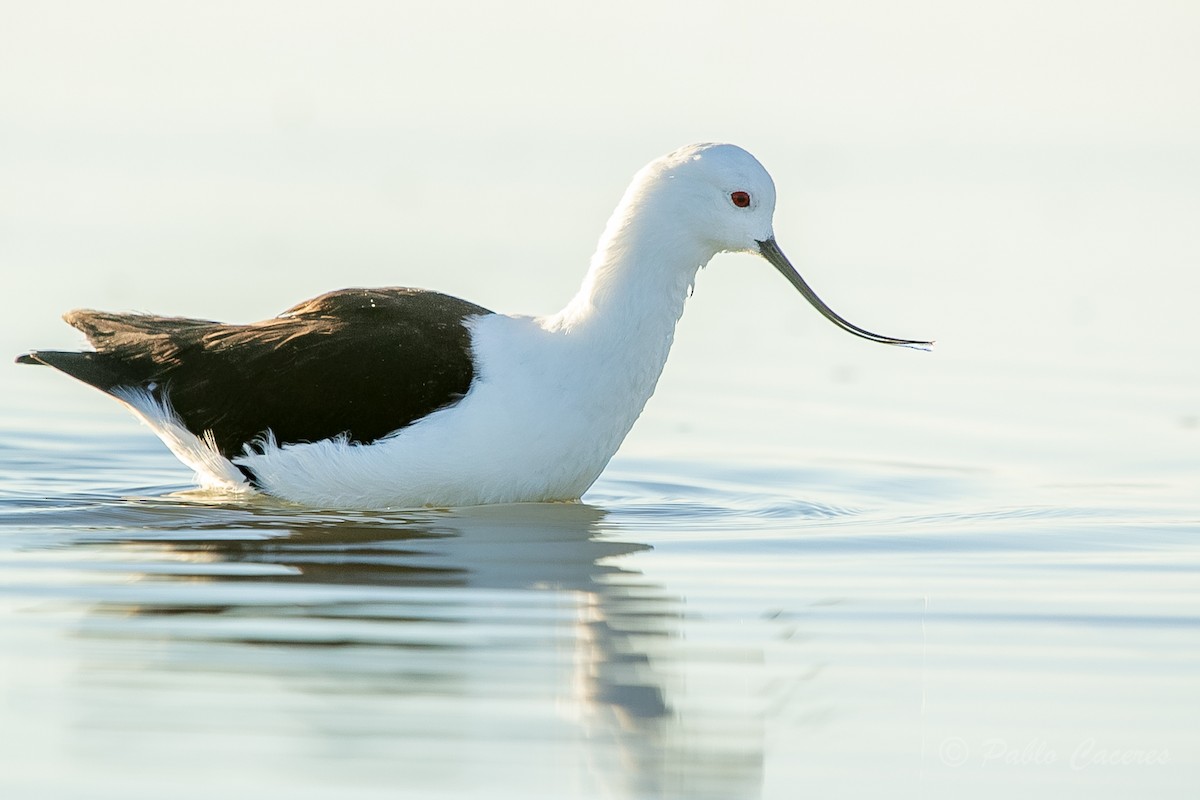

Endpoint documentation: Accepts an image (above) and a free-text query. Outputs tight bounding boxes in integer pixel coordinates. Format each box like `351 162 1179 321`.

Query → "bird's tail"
14 350 143 393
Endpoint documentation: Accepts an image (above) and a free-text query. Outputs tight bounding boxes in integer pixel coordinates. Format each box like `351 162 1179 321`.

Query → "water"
2 394 1197 799
3 2 1200 797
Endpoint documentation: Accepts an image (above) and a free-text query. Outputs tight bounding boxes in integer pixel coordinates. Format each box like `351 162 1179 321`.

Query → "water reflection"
2 497 765 799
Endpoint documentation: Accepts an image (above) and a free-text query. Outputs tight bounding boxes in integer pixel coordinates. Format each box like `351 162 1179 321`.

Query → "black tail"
15 350 145 393
15 308 200 394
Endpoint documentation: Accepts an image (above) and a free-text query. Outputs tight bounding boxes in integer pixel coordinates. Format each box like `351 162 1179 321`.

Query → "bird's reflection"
38 495 763 798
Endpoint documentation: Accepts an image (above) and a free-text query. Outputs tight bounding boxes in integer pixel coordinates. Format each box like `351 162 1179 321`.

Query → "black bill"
757 238 933 350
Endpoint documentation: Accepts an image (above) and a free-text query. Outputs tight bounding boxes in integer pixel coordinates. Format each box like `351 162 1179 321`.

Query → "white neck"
541 200 717 422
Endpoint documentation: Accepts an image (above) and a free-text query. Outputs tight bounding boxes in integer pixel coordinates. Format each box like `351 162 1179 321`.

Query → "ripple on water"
1 426 1198 800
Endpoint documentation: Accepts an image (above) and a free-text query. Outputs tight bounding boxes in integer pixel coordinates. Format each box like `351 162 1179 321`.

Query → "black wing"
17 288 494 457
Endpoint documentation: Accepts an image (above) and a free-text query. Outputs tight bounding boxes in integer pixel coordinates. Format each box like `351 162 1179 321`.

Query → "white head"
629 142 780 256
602 143 931 349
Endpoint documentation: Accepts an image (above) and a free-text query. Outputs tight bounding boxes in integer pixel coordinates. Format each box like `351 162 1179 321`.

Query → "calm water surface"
1 386 1196 799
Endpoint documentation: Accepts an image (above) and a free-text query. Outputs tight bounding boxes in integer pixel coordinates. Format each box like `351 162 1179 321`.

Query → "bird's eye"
730 191 751 208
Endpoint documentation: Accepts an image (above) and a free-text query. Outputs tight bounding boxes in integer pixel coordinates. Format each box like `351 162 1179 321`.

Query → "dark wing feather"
18 288 493 457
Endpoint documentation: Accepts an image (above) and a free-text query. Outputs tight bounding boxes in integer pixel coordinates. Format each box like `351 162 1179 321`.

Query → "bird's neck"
543 210 715 399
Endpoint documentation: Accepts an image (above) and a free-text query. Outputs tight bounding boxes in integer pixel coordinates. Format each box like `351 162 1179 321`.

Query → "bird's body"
17 143 930 509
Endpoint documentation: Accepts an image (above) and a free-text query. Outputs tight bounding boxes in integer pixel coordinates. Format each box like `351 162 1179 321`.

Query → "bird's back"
17 288 494 458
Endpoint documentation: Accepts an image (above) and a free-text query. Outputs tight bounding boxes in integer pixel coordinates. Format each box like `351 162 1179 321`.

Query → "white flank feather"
111 387 252 491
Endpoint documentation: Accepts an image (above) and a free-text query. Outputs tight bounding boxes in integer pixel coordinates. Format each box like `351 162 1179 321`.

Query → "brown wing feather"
19 288 494 458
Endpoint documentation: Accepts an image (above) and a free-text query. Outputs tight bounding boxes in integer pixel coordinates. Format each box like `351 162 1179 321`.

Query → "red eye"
731 191 751 208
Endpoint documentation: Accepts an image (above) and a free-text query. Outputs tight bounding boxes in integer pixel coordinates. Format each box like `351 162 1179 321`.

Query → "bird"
16 143 932 509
